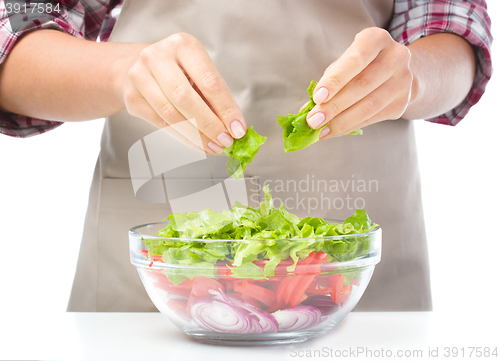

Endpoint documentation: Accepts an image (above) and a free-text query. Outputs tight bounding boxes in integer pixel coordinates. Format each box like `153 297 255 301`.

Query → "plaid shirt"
0 0 493 137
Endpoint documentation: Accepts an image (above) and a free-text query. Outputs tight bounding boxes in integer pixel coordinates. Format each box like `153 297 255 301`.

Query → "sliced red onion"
190 295 262 333
272 306 322 332
210 290 279 333
230 298 279 333
301 295 341 315
174 311 192 322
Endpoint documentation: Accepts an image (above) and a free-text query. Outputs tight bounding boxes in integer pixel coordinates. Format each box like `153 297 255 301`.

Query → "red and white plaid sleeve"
389 0 493 126
0 0 121 138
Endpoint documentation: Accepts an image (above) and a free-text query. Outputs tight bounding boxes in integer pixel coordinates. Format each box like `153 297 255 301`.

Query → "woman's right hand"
121 33 246 154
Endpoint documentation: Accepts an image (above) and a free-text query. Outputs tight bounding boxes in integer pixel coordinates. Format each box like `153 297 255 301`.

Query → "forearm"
0 29 147 121
403 33 476 120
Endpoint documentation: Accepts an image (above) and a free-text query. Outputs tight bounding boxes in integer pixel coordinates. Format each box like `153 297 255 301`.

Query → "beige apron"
68 0 432 312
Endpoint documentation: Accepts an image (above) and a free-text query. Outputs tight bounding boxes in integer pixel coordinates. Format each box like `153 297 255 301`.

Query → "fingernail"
319 127 331 138
313 87 329 104
207 141 223 154
308 112 326 129
230 120 246 139
217 132 234 147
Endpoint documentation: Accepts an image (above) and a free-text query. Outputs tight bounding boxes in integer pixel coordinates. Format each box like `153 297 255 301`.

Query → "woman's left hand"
307 27 414 139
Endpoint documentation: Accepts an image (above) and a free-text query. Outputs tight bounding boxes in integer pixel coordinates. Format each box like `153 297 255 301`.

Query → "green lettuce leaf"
277 80 362 153
145 187 378 279
229 262 265 279
259 184 274 217
263 240 293 277
343 208 376 232
224 126 267 179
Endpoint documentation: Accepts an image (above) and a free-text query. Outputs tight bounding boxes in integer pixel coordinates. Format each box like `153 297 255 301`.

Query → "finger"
191 80 218 115
320 72 411 139
307 45 410 129
161 125 208 154
176 40 247 139
313 28 394 104
139 41 234 148
125 88 168 130
125 90 208 154
299 101 309 112
332 96 410 138
146 59 233 149
131 73 223 154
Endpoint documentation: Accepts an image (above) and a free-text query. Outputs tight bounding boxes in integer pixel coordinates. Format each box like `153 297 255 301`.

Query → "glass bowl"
129 221 381 346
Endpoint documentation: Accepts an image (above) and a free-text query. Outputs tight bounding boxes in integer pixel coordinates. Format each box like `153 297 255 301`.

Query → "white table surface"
1 311 498 361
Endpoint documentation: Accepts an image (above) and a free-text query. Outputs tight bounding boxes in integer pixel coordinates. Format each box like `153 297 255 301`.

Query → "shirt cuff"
0 112 62 138
388 0 493 126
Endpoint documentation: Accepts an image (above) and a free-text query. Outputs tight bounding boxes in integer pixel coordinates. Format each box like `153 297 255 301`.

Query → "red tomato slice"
191 276 224 297
267 280 281 293
314 251 329 263
278 252 321 306
234 280 276 307
276 277 292 303
239 293 264 308
293 252 316 275
288 275 315 307
310 251 328 273
217 266 232 276
328 274 345 304
282 276 299 304
338 284 353 306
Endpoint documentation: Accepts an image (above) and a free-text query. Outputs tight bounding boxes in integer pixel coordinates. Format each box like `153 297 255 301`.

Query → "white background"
0 0 499 350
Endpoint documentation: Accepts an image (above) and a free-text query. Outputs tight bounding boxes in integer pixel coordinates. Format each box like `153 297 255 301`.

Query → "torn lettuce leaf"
224 126 267 179
277 80 362 153
143 184 378 282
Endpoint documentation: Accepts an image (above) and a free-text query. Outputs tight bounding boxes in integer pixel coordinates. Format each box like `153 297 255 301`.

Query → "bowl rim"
130 220 382 269
129 219 381 243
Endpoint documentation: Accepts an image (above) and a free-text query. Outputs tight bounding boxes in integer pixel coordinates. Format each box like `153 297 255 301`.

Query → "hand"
121 33 246 154
307 27 414 139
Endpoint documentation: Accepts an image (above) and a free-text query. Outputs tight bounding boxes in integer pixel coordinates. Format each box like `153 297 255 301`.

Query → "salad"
139 186 379 334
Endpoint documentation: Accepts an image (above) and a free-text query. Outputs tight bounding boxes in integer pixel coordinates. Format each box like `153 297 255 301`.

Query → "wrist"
402 45 423 120
109 42 149 111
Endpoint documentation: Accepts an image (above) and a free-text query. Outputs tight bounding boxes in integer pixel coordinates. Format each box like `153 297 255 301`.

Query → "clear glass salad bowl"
129 221 381 346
